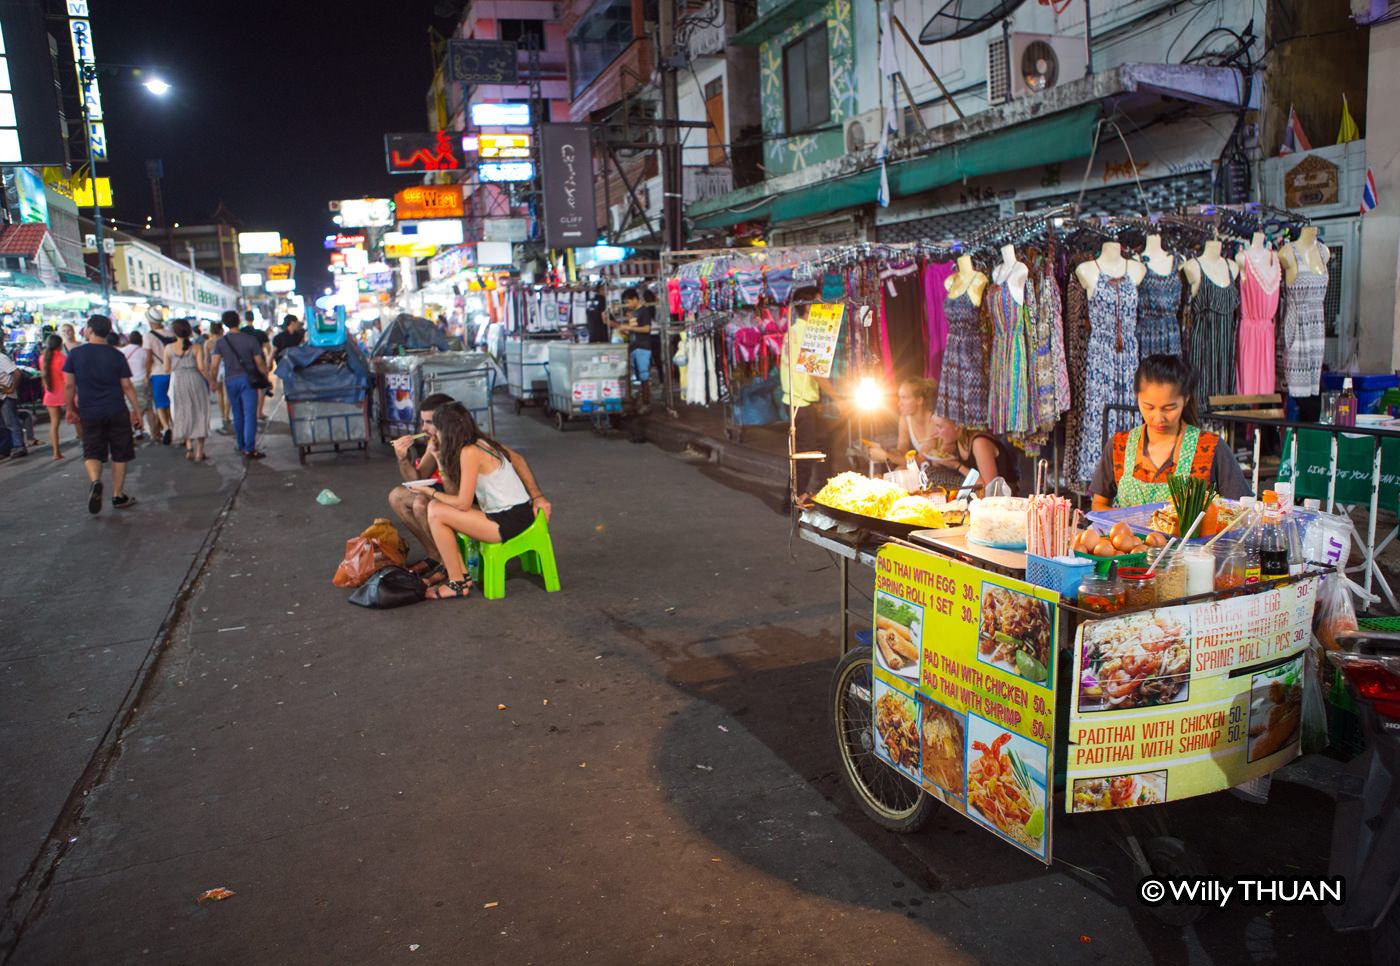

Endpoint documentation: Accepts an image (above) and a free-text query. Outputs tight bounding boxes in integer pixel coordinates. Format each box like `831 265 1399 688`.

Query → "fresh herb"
876 596 919 628
1167 476 1216 538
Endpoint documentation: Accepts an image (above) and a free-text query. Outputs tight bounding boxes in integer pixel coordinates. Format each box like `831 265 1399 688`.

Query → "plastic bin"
1025 553 1093 601
1321 372 1400 414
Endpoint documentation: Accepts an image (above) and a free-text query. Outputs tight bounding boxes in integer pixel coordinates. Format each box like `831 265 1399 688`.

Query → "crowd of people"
0 308 307 510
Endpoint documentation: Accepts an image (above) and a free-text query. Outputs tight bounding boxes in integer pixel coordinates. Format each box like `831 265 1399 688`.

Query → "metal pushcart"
375 351 495 441
505 335 554 414
287 399 370 464
545 342 629 432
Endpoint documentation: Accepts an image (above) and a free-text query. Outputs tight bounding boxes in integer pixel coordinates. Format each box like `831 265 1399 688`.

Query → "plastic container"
1077 572 1125 613
1215 547 1248 592
1119 567 1157 609
1183 548 1216 596
1156 554 1189 602
1025 553 1094 602
1076 550 1148 575
1322 372 1400 414
967 496 1028 549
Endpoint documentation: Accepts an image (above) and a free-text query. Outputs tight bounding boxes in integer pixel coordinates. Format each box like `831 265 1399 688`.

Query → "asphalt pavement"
0 400 1366 965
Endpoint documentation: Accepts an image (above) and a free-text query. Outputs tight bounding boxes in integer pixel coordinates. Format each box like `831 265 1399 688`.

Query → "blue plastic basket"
1025 553 1094 601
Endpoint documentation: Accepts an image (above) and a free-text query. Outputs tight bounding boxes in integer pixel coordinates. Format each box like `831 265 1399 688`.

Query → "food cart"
276 343 374 465
545 341 629 432
505 333 555 414
802 491 1325 923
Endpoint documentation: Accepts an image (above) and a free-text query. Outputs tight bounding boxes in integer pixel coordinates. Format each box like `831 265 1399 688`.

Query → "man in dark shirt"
242 310 273 417
272 314 305 361
214 309 270 459
584 283 609 344
64 315 142 513
615 287 656 409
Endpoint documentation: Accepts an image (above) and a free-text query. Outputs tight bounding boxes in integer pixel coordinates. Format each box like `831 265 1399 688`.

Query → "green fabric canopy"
692 104 1101 231
731 0 830 48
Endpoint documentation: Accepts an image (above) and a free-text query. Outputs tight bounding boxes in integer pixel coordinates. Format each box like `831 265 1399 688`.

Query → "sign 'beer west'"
384 131 465 175
394 185 465 220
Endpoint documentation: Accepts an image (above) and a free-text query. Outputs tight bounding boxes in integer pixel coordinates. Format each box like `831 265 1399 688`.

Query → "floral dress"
1074 270 1140 484
1136 257 1182 359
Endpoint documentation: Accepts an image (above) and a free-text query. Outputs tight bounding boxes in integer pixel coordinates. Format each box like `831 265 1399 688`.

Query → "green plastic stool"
456 512 561 600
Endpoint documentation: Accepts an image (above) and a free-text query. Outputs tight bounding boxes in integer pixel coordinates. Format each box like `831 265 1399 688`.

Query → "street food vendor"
865 378 944 464
1090 354 1250 510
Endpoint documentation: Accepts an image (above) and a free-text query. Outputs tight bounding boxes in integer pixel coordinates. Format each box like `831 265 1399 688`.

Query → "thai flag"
1278 105 1313 156
1361 168 1378 214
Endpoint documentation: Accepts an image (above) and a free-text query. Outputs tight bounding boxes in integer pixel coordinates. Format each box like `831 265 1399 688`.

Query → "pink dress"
42 352 66 407
1236 249 1280 394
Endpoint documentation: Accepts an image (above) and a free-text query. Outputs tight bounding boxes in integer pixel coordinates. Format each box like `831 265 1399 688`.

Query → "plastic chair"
455 512 561 600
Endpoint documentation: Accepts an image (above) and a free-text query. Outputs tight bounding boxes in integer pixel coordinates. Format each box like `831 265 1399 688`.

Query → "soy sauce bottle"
1260 503 1289 581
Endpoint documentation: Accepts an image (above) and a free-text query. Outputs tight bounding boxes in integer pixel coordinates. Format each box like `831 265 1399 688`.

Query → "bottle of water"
467 541 483 583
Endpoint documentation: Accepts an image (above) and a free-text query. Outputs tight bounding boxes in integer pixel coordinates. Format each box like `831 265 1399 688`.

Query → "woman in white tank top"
422 403 543 599
865 378 945 465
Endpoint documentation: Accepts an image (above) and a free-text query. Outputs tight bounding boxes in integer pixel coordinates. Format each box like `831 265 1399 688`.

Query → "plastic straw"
1167 510 1208 566
1145 538 1176 576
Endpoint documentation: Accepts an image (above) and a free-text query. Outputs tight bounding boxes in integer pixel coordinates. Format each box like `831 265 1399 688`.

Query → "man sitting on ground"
388 394 550 583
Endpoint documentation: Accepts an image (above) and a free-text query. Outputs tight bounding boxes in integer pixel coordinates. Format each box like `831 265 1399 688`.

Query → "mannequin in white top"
944 253 989 307
1141 233 1175 276
1183 239 1239 295
1075 241 1146 297
1280 226 1329 284
990 243 1029 304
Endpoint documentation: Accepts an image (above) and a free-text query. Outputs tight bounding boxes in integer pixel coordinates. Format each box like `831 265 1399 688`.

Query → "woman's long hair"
1134 353 1199 427
172 317 193 352
433 402 510 494
40 334 62 391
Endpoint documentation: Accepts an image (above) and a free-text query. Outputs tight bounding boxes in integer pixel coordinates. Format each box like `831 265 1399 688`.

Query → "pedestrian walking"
241 310 272 421
143 308 176 445
212 309 270 459
207 320 232 432
63 315 142 513
59 322 79 352
40 334 67 460
0 330 27 461
165 318 211 462
119 329 157 441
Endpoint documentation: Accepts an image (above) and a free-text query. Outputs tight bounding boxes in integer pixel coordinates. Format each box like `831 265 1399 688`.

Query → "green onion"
1167 476 1216 538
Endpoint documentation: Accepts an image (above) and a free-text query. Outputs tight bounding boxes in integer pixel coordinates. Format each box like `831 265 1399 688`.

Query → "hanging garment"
765 268 796 304
1185 271 1241 406
734 271 765 306
934 289 989 429
1136 257 1183 359
1236 249 1281 395
1041 269 1071 416
1279 258 1329 397
879 262 927 382
1021 264 1065 442
1074 270 1141 484
922 260 955 380
668 278 683 317
706 335 719 404
987 280 1033 436
1061 279 1091 484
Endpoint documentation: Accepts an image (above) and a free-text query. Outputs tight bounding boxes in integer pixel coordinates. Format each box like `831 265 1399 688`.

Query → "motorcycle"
1328 630 1400 964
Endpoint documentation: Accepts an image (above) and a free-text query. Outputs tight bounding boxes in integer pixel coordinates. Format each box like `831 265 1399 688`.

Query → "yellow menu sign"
794 302 844 378
872 544 1058 863
1065 578 1318 814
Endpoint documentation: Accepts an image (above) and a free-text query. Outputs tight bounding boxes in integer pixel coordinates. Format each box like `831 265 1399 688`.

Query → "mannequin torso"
1280 227 1328 285
1183 240 1239 295
1075 241 1146 297
990 244 1029 304
1141 234 1175 276
945 253 989 306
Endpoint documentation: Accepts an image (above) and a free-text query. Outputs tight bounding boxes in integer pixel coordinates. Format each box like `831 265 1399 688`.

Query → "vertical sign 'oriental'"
540 124 597 250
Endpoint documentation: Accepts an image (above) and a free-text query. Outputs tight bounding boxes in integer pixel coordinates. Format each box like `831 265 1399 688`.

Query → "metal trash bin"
506 336 553 412
287 399 370 464
375 351 495 440
546 342 629 430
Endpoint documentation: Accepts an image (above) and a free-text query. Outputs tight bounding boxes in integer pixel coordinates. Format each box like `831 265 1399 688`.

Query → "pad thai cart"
800 508 1323 924
545 341 629 432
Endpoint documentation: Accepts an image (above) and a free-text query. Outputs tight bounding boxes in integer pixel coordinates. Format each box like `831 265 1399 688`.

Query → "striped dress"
935 289 990 428
1186 271 1241 403
1279 266 1328 397
987 280 1033 436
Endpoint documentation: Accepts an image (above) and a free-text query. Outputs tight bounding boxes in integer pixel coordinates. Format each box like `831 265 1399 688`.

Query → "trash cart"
545 342 629 432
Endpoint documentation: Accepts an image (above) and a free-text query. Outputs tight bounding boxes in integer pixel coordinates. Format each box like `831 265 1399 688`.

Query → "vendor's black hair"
1135 354 1199 426
621 287 639 302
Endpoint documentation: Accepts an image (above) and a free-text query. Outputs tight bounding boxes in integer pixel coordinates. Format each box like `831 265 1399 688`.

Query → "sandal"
408 558 440 576
426 578 471 600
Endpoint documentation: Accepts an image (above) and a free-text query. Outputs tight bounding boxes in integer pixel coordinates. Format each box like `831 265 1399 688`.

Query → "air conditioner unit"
987 33 1087 105
843 109 884 153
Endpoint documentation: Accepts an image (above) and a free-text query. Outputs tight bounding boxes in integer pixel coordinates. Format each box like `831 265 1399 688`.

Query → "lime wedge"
1024 805 1045 840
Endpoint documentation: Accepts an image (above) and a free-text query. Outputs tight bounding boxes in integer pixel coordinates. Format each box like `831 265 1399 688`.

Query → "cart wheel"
1142 837 1210 926
830 647 935 832
298 448 307 466
553 410 566 432
514 398 524 416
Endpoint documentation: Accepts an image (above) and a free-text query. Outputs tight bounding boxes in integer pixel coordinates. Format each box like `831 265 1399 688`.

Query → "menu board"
794 302 844 378
1065 578 1318 814
872 545 1059 864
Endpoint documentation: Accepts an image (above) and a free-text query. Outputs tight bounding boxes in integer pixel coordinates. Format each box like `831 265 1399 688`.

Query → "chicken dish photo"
1078 612 1191 712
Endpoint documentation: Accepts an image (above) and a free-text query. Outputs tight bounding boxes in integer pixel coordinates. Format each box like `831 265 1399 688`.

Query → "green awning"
692 104 1101 231
59 270 98 292
731 0 829 48
0 271 45 289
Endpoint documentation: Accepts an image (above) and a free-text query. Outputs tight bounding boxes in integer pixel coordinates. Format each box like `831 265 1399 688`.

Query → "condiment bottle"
1336 376 1358 427
1157 553 1189 602
1260 503 1289 581
1119 567 1157 609
1077 572 1124 614
1183 547 1216 596
1215 546 1248 592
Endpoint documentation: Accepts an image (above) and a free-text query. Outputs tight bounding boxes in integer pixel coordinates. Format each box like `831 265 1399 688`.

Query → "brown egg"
1092 537 1117 558
1111 529 1139 552
1145 531 1169 548
1109 521 1134 543
1077 527 1101 552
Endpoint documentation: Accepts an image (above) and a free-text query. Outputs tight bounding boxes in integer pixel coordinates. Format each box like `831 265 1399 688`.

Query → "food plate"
874 591 922 680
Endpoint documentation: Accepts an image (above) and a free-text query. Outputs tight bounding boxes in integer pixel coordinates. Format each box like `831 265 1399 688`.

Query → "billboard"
447 40 518 84
384 131 464 174
478 134 531 159
238 232 282 255
0 0 68 164
393 185 464 220
478 160 534 183
470 102 530 128
398 220 465 246
14 167 48 222
334 198 393 228
539 124 598 249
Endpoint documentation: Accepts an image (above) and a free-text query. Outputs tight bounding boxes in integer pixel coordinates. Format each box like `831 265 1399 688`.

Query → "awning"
59 270 98 292
0 271 45 289
731 0 829 48
692 104 1100 231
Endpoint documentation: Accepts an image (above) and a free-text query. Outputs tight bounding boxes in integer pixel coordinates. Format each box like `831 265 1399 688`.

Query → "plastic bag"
1313 572 1358 651
358 517 408 559
348 566 426 609
1302 642 1329 754
332 536 407 588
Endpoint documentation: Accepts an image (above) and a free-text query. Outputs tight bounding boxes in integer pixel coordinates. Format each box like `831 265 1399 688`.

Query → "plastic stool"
456 512 561 600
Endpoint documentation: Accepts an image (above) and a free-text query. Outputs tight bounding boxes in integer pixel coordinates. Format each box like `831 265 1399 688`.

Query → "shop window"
568 0 636 98
783 24 830 135
704 76 725 165
497 19 546 51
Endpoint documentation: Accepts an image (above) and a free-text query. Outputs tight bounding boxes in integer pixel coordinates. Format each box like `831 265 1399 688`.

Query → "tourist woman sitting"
423 402 546 600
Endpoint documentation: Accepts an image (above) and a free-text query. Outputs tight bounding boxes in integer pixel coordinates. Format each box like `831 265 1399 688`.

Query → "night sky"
91 0 460 291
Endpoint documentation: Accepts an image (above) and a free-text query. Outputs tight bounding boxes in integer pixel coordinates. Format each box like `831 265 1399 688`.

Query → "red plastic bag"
333 536 406 588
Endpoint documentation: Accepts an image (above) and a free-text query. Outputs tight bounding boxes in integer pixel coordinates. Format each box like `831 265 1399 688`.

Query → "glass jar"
1183 547 1216 597
1078 572 1125 614
1156 554 1188 602
1118 567 1157 609
1214 546 1248 592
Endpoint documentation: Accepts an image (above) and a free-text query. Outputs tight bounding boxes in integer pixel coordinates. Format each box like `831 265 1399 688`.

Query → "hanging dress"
923 260 956 380
1135 257 1182 359
987 275 1033 437
1185 267 1241 404
1279 247 1329 397
1062 278 1091 485
1074 268 1140 484
1236 248 1281 395
934 288 989 429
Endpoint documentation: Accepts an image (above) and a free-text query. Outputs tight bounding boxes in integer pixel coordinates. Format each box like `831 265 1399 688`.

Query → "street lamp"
77 63 171 316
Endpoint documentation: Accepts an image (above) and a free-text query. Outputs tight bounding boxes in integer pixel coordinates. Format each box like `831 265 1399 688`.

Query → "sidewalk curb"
641 414 788 490
0 468 245 962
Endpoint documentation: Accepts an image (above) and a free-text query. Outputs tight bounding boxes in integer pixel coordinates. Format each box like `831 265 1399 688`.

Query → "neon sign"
384 131 465 174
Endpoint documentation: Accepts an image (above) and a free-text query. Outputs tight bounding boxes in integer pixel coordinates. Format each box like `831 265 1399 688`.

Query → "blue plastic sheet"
276 341 372 403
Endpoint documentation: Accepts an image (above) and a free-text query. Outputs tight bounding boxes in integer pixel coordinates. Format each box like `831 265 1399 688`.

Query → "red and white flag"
1361 168 1378 214
1278 105 1313 156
